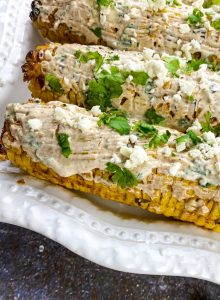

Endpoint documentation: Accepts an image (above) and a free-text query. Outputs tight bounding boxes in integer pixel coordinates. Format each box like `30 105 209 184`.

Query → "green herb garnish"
148 130 171 148
106 162 138 188
134 121 158 136
75 51 103 72
45 74 63 93
57 133 72 158
176 130 202 146
203 0 220 8
188 95 195 102
166 0 181 5
148 130 171 149
165 56 180 77
184 58 218 73
145 108 165 125
187 8 204 25
211 19 220 30
201 112 220 136
106 55 120 63
97 0 112 6
90 27 102 38
86 67 127 111
98 110 131 135
130 71 149 85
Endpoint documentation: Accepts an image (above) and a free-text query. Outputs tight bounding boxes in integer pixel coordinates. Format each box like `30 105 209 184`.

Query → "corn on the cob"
30 0 220 60
22 43 220 132
2 100 220 231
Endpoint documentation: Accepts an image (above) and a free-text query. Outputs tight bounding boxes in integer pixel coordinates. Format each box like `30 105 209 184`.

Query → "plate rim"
1 0 220 284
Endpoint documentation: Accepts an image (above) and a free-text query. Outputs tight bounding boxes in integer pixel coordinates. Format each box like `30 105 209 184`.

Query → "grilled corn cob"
2 100 220 231
30 0 220 60
22 43 220 131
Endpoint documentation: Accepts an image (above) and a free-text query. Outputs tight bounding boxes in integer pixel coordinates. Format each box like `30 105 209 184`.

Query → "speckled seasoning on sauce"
3 101 220 208
33 43 220 131
33 0 220 59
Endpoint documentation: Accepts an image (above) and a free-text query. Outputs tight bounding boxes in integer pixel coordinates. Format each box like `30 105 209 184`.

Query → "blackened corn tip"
30 1 41 21
31 0 42 10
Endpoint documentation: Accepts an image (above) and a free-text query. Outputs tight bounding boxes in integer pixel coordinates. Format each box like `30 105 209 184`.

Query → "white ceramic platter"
1 0 220 284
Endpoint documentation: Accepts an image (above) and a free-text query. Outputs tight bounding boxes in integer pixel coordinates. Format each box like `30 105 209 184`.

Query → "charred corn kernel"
2 147 220 231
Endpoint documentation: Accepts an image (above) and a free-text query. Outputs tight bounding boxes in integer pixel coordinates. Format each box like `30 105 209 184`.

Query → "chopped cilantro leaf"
97 0 112 6
86 67 127 111
166 0 181 5
203 0 220 8
184 58 218 73
148 130 171 148
90 27 102 38
98 110 131 135
86 80 112 111
188 95 194 102
75 50 103 72
130 71 149 85
211 19 220 30
45 74 63 93
201 112 220 136
134 121 158 136
57 133 72 158
106 55 120 63
145 108 165 125
201 112 213 132
176 134 189 145
106 162 138 188
187 8 204 25
164 56 180 77
187 130 202 145
176 131 202 147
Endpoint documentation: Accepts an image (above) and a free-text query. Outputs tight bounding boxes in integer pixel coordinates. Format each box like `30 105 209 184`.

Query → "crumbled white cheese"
143 48 155 60
124 14 130 22
202 131 216 145
78 118 93 133
187 119 202 134
197 143 215 159
179 80 196 96
176 142 186 153
146 60 168 87
197 64 208 79
120 146 132 158
28 118 42 131
173 94 182 102
189 149 202 159
111 154 122 164
130 8 141 17
91 105 102 117
162 145 172 156
181 43 192 60
129 134 138 144
179 24 191 34
44 50 53 61
162 13 168 22
126 75 133 83
54 107 67 123
124 146 148 169
191 39 201 51
169 162 181 176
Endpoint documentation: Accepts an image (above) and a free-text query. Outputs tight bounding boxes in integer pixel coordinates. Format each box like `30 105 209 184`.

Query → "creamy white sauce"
39 43 220 130
3 102 220 203
36 0 220 59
